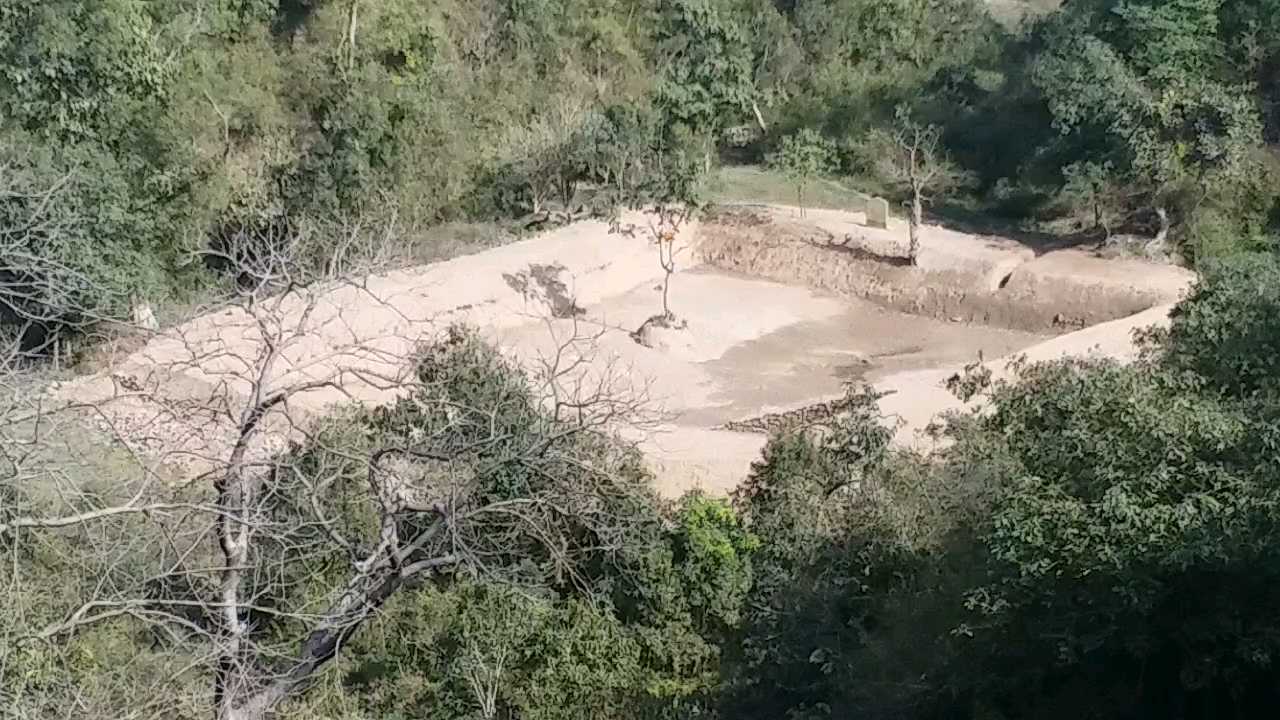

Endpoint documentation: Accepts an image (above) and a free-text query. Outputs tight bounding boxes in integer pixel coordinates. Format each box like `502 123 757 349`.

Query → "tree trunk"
1144 206 1171 259
662 269 672 319
752 100 768 134
214 467 257 720
908 193 924 265
660 240 674 319
346 0 359 73
1154 206 1170 245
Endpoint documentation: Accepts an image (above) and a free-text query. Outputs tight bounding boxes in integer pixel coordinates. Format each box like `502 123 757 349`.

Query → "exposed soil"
54 204 1196 498
502 263 585 318
699 205 1193 333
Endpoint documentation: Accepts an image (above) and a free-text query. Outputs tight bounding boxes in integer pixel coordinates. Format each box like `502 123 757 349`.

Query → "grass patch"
404 221 518 266
709 165 872 213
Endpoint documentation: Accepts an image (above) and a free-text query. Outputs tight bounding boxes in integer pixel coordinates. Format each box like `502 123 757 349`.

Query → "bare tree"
2 216 658 720
865 107 967 265
613 205 693 346
649 206 689 322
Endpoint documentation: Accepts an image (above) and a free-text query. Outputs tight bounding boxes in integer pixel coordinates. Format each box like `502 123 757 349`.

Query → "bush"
0 135 200 349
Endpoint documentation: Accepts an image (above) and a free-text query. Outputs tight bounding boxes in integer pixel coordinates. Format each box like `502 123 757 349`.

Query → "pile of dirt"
698 206 1194 333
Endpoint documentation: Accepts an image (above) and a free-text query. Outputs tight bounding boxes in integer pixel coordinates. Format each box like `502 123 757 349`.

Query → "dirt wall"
696 211 1194 333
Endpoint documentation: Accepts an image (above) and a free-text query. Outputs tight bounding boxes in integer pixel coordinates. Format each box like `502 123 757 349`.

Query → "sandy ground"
55 207 1195 497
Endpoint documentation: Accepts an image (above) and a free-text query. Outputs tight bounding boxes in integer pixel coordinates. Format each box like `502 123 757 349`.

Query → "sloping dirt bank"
698 206 1193 332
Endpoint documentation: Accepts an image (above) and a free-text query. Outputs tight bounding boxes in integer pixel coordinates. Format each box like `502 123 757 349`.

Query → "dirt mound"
698 206 1193 332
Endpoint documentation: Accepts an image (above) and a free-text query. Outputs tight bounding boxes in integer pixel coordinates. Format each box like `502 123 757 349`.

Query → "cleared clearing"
55 204 1194 496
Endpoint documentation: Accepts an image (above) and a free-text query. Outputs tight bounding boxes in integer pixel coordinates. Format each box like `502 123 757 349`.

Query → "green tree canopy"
727 255 1280 719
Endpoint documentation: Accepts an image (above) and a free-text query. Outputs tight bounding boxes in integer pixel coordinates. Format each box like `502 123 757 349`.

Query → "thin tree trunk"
752 100 768 134
214 469 253 720
660 240 674 318
346 1 359 73
662 270 672 318
1144 206 1171 259
908 193 924 265
1154 206 1170 245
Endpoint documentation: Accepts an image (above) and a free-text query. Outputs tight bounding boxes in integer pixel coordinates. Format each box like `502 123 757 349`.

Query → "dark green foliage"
14 2 1280 716
0 0 168 142
6 0 1280 351
0 133 200 348
1159 254 1280 405
342 582 647 720
1025 0 1270 249
725 256 1280 720
653 0 755 153
0 0 681 348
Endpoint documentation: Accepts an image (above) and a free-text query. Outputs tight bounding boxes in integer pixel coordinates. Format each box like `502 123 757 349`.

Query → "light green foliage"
671 493 758 632
766 128 836 215
1 419 207 716
341 583 644 720
708 165 869 212
296 493 755 720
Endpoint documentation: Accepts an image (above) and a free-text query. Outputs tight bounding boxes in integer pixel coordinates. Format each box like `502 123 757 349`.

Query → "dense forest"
4 0 1280 346
6 1 1280 719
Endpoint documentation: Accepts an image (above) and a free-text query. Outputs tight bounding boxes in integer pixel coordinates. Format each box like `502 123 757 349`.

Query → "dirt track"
56 205 1196 496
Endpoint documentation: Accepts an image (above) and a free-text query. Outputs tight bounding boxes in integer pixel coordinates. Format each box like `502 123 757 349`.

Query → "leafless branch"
3 207 663 719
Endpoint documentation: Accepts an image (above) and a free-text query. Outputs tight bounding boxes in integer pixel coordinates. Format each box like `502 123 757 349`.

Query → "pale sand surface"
54 207 1193 496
